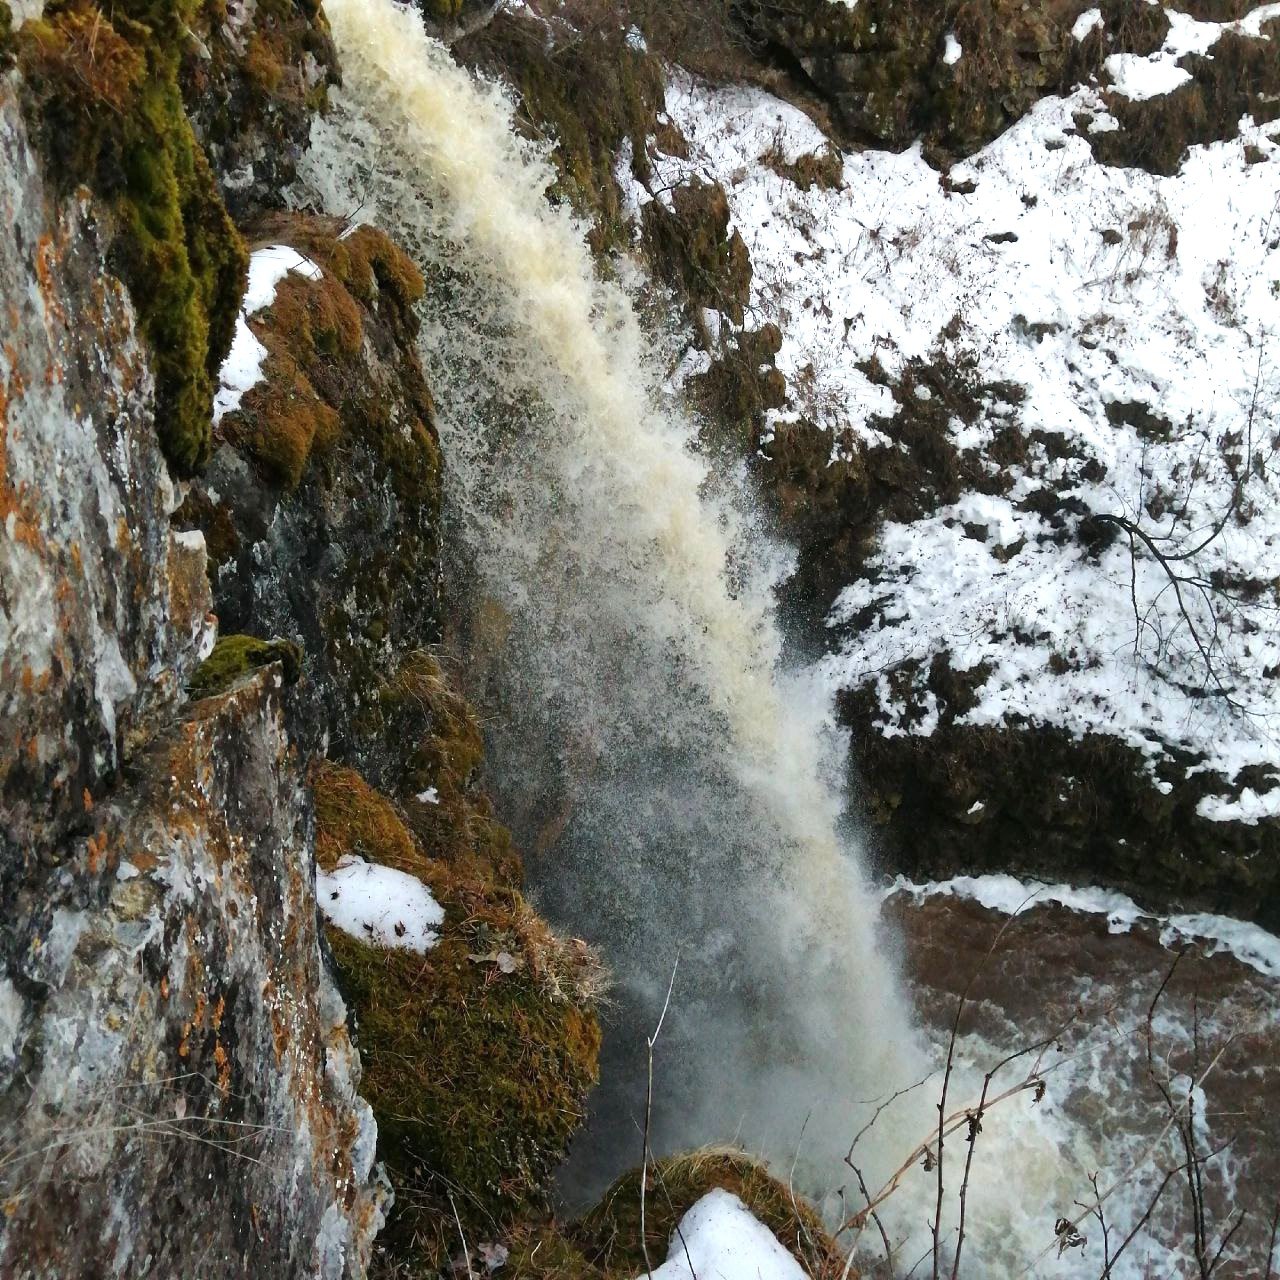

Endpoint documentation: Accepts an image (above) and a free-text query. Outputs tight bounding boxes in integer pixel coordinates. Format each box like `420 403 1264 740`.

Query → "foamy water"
287 2 1270 1272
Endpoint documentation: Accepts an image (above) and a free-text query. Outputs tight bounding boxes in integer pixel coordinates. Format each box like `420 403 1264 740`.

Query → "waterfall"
297 0 926 1222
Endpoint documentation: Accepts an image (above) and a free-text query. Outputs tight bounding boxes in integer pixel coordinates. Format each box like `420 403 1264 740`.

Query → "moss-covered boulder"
187 633 303 699
176 214 444 783
575 1148 844 1277
311 758 603 1271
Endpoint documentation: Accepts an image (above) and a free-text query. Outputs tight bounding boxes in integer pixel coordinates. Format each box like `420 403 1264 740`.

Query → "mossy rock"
1089 28 1280 175
181 0 338 216
16 0 247 477
314 764 603 1268
312 759 421 875
187 634 303 699
369 650 522 887
496 1222 604 1279
641 178 752 329
332 918 601 1265
218 216 437 499
455 9 664 253
575 1148 844 1277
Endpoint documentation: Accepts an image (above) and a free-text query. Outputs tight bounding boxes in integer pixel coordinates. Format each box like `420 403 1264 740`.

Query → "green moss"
575 1148 843 1277
17 0 247 477
372 650 520 886
500 1222 603 1279
311 759 421 874
216 218 438 499
187 633 303 698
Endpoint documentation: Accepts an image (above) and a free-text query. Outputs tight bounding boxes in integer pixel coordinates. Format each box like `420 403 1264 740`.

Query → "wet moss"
498 1223 604 1279
641 178 752 328
576 1148 844 1277
312 759 420 874
372 650 521 886
187 634 303 698
221 218 439 500
17 0 247 477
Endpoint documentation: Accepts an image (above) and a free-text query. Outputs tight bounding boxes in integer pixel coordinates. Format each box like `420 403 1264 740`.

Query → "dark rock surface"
177 214 444 791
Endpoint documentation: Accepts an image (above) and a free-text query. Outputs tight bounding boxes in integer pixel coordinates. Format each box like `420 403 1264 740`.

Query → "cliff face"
0 27 383 1280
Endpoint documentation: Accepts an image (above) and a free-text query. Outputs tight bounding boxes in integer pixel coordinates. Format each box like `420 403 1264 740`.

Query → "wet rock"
733 0 1083 158
177 214 444 791
182 0 340 219
0 63 383 1279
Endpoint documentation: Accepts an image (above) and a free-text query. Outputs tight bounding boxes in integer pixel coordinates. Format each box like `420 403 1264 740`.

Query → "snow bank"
633 1189 807 1280
631 51 1280 789
316 855 443 952
889 873 1280 978
214 246 324 422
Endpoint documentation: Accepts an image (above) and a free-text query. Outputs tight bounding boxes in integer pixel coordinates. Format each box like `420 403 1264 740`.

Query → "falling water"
299 0 924 1200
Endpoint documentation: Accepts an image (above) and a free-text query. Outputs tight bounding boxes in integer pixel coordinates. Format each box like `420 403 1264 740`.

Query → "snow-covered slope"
622 9 1280 830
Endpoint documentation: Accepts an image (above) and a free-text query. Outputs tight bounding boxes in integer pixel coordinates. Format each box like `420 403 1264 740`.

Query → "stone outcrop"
0 46 383 1280
176 214 444 790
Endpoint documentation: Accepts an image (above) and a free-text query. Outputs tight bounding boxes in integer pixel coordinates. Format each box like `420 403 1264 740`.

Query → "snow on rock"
636 64 1280 789
1196 784 1280 825
214 245 323 422
633 1189 808 1280
316 856 444 952
1103 52 1192 100
1072 8 1103 40
943 32 963 66
889 874 1280 979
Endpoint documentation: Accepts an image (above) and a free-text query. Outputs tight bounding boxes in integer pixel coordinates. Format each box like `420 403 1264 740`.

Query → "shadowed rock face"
0 67 384 1279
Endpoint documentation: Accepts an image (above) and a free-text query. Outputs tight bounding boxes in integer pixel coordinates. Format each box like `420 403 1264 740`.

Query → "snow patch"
1104 53 1193 100
943 33 963 66
889 874 1280 979
316 856 443 953
633 1189 807 1280
214 246 324 423
1196 784 1280 825
1071 8 1103 40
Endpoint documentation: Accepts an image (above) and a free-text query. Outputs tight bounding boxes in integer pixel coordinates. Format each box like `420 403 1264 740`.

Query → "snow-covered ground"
622 7 1280 804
